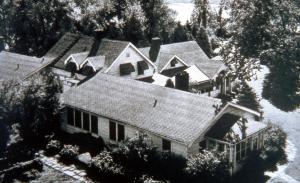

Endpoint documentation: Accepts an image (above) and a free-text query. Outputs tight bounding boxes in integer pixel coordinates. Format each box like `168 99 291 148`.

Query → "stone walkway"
39 155 89 182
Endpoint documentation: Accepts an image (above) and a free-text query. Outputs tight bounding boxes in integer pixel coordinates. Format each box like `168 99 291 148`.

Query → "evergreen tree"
237 81 261 111
123 12 148 47
172 22 189 43
194 27 212 57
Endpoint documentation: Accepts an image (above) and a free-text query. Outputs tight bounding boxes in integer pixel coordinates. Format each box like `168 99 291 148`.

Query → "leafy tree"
0 80 22 155
19 70 62 144
139 0 176 42
192 0 209 28
0 0 74 56
221 0 300 80
262 45 300 111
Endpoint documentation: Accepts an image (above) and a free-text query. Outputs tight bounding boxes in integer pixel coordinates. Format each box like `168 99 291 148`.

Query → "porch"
203 118 269 174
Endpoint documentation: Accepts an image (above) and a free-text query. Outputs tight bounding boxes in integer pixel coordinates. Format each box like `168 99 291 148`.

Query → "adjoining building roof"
0 51 52 82
46 33 130 73
54 35 95 70
139 41 225 79
62 72 225 145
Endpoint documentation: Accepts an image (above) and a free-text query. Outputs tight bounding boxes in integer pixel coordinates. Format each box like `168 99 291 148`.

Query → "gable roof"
83 55 105 71
96 39 130 70
62 72 225 145
65 52 89 68
0 51 52 82
139 41 225 79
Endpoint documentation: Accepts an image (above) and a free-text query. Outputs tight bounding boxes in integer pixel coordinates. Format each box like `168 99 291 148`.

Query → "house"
139 38 231 95
0 51 53 83
60 72 268 173
45 33 156 91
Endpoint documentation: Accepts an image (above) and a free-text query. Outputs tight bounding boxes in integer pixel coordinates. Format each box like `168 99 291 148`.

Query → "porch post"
221 77 227 95
228 76 232 93
233 144 237 172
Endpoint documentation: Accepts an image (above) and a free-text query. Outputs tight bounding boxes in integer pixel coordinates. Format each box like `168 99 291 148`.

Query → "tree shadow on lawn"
230 151 287 183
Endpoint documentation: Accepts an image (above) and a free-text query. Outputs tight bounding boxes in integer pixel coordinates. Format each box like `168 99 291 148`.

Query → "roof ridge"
101 38 130 44
1 51 40 60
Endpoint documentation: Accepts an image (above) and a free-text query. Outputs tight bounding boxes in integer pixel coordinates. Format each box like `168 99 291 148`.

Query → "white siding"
107 46 155 79
162 57 186 71
61 107 188 157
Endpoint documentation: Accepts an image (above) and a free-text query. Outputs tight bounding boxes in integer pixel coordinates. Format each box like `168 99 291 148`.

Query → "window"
109 121 116 141
67 107 74 125
81 65 95 76
120 63 135 76
170 59 178 67
75 110 82 128
83 112 90 131
137 61 149 75
162 139 171 151
118 124 125 141
65 61 77 73
91 115 98 134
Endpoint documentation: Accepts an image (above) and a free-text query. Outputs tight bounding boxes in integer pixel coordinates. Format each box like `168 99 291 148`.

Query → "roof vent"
41 57 45 63
153 99 157 108
15 64 20 71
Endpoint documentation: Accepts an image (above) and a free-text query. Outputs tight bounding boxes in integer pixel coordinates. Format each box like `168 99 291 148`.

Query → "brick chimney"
0 36 4 52
149 37 161 62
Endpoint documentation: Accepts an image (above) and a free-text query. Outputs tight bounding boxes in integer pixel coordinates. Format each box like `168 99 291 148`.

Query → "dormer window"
120 63 135 76
126 52 130 57
170 59 178 67
80 65 95 76
137 61 149 75
65 62 77 73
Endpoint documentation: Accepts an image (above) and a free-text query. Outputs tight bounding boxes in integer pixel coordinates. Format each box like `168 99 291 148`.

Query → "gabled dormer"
160 55 189 77
64 52 89 73
104 42 156 80
79 55 105 76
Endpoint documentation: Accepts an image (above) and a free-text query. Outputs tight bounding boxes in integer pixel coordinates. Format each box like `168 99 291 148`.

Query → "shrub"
112 132 157 171
148 152 187 182
185 150 229 183
91 151 123 176
59 145 79 162
45 140 62 156
262 125 287 164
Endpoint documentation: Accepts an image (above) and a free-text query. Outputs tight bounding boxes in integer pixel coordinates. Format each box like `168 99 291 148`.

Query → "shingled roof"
0 51 52 82
54 35 95 70
96 39 130 70
140 41 225 79
61 72 223 145
46 33 130 73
